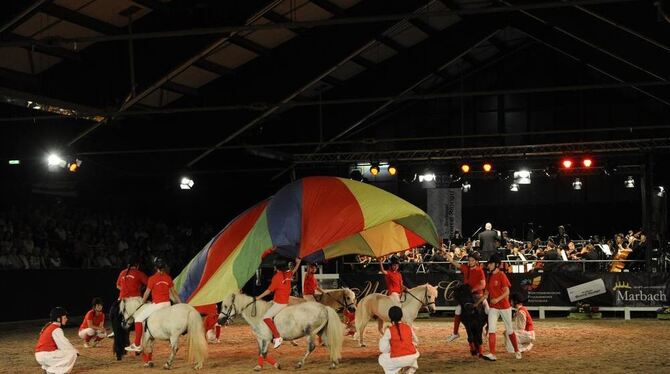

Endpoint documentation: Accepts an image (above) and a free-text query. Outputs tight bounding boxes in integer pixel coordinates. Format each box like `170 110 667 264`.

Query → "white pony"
355 284 437 347
119 299 208 370
220 291 343 370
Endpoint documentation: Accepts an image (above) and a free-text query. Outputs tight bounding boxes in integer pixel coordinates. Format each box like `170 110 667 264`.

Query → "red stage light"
562 159 573 169
582 158 593 168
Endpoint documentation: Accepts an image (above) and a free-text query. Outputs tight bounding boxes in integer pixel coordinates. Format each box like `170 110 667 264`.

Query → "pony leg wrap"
142 353 152 363
215 325 221 339
258 356 264 367
508 332 520 353
134 322 143 346
453 315 461 334
265 355 277 366
488 333 497 355
263 318 280 339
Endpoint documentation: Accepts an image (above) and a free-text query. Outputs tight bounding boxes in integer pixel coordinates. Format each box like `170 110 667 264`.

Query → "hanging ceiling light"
624 176 635 189
657 186 666 197
482 163 493 173
572 178 583 190
369 162 380 176
460 164 470 173
513 170 531 184
510 183 519 192
180 177 195 190
418 170 436 183
582 158 593 168
461 181 471 192
388 163 397 176
561 159 573 169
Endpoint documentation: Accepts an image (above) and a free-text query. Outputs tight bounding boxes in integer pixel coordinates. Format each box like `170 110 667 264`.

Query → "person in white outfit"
35 307 78 374
378 306 420 374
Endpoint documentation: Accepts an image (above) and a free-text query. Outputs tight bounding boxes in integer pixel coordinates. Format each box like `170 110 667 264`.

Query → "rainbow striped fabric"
175 176 438 306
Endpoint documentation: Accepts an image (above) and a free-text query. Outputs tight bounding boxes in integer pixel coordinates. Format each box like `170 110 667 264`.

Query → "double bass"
609 232 640 272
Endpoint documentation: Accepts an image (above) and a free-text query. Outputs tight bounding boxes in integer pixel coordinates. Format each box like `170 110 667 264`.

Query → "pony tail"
394 321 402 341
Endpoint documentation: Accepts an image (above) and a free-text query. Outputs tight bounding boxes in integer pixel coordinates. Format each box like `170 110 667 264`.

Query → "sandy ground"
3 317 670 374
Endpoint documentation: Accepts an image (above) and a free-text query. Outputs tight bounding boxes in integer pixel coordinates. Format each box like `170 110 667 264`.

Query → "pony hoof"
290 341 299 347
274 363 281 370
163 363 171 370
295 362 303 369
329 363 337 370
143 362 154 368
253 365 262 371
358 343 366 348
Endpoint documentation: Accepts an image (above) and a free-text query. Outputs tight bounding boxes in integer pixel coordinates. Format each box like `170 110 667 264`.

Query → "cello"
609 232 639 272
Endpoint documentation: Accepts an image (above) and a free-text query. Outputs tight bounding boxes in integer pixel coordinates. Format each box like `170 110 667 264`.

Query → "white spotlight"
46 153 66 168
657 186 666 197
461 181 471 192
418 172 436 183
510 183 519 192
572 178 583 190
513 170 531 185
180 177 194 190
624 176 635 189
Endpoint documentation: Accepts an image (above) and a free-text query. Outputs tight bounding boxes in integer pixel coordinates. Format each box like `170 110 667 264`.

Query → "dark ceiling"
1 0 670 186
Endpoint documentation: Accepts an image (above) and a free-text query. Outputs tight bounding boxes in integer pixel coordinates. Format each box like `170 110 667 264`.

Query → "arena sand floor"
3 318 669 374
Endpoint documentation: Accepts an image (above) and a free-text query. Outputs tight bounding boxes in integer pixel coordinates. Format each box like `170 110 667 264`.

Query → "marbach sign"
339 272 670 308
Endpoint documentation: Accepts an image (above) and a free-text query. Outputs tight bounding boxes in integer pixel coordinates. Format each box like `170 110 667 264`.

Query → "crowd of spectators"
0 203 215 272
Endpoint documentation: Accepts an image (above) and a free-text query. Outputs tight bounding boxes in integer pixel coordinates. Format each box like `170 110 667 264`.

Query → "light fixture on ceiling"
510 183 519 192
624 176 635 189
461 181 471 192
180 177 195 190
572 178 583 190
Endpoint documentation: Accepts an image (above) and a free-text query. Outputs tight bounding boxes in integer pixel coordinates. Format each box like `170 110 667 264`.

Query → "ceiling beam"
0 0 52 35
193 60 233 76
351 55 376 69
408 18 438 36
163 81 199 96
42 3 122 35
228 35 272 56
3 33 80 61
376 35 406 52
67 0 284 147
310 0 345 17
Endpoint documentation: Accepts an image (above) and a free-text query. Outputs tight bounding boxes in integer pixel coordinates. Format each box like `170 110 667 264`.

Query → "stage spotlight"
47 153 65 167
461 181 471 192
510 183 519 192
180 177 195 190
67 159 82 173
482 163 492 173
418 171 436 183
388 163 397 176
460 164 470 173
370 163 380 176
624 176 635 189
657 186 666 197
582 158 593 168
8 160 20 165
562 159 573 169
572 178 583 190
513 170 531 184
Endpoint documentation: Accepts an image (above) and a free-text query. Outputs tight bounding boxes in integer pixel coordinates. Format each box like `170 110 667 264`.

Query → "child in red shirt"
78 297 106 348
35 307 78 373
378 256 406 305
256 257 301 349
506 294 535 353
479 254 521 361
378 306 419 374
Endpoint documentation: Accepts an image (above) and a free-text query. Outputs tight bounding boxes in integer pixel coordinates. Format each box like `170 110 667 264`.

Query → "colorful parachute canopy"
175 176 438 306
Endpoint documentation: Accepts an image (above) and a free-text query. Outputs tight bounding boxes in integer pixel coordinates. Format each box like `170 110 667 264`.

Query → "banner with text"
339 271 669 308
427 188 462 240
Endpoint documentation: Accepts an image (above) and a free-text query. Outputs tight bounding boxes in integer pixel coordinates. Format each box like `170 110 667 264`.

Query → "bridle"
220 294 258 322
403 287 435 311
321 290 355 312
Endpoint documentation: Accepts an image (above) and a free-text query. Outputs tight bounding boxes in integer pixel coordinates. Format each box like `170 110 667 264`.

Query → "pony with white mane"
115 298 208 370
219 291 343 370
355 284 437 347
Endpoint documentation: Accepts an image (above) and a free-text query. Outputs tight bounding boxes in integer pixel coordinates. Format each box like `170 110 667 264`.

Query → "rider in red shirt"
303 262 324 301
446 250 488 342
378 256 407 305
256 257 302 349
506 294 535 353
479 254 521 361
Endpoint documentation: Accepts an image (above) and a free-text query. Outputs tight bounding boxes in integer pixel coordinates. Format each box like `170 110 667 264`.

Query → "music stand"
597 244 612 256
